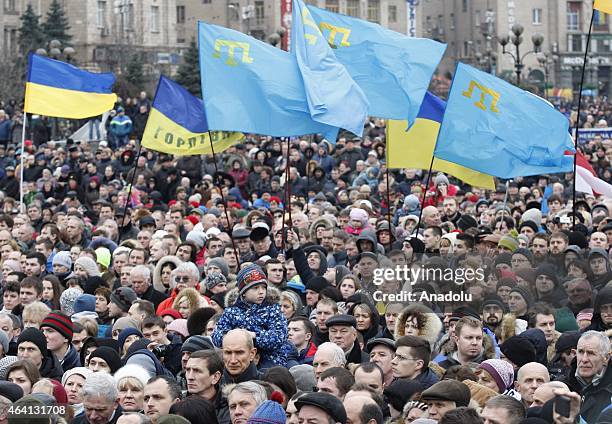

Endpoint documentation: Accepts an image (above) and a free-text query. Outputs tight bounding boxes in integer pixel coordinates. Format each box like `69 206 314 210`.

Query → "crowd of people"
0 91 608 424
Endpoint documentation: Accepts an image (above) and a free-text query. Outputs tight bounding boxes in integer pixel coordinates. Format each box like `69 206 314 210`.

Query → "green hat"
555 307 579 332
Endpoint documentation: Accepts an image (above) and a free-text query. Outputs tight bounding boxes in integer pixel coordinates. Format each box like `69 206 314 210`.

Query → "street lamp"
537 52 558 99
499 23 544 86
36 40 76 63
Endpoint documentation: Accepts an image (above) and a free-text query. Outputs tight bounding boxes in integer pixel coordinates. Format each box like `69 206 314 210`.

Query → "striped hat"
237 264 268 296
40 311 74 342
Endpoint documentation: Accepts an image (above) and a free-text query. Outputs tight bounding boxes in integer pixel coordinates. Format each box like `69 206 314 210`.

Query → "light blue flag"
198 22 338 141
306 5 446 125
292 0 368 136
434 63 576 178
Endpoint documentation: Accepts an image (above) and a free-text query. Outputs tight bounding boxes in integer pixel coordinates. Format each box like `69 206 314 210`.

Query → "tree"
42 0 72 45
175 39 201 97
126 54 145 91
18 4 45 55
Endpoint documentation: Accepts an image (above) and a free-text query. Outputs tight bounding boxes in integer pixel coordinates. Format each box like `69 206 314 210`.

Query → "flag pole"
18 113 27 212
118 142 142 243
413 155 435 235
500 180 510 223
385 166 393 252
281 138 292 252
571 8 595 229
207 132 240 267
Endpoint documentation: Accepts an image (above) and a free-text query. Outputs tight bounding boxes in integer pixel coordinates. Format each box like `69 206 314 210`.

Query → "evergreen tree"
18 4 45 55
42 0 72 45
175 39 201 97
126 54 144 90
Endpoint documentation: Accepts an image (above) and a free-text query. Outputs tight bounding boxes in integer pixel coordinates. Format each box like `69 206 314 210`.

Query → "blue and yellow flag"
305 5 446 125
434 63 575 178
292 0 368 136
594 0 612 14
387 92 495 190
25 53 117 119
141 76 243 156
198 22 338 141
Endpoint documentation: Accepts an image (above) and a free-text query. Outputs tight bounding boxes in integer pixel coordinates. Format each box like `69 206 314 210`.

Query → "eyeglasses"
174 276 191 282
393 353 419 362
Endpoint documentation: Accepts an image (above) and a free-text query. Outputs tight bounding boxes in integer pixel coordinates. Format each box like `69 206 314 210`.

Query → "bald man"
530 381 569 408
343 395 383 424
515 362 550 406
221 329 261 385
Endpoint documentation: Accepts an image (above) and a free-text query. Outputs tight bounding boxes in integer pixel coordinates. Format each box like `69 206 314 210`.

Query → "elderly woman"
114 364 151 412
62 367 93 416
156 261 202 314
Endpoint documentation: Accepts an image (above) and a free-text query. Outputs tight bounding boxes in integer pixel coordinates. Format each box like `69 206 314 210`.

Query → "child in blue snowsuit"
211 264 290 368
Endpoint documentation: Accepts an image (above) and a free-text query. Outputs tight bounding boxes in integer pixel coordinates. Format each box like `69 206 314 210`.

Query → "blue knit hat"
118 327 143 350
237 264 267 296
246 400 285 424
73 294 96 313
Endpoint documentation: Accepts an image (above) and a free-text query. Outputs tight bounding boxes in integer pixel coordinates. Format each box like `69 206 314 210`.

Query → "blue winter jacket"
110 115 133 137
212 297 291 367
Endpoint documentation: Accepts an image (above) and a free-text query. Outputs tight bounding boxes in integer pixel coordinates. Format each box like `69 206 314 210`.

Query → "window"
388 5 397 23
150 5 159 32
203 0 211 3
568 34 582 52
426 16 432 32
475 10 480 27
532 8 542 25
346 0 359 17
126 3 134 30
463 41 470 57
255 0 264 24
4 0 15 12
368 0 380 23
97 1 106 27
325 0 339 13
450 13 455 29
462 0 468 13
176 5 185 24
567 2 580 31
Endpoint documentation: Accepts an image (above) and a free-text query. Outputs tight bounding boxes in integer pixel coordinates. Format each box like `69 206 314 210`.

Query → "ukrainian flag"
141 76 243 156
387 92 496 190
594 0 612 14
24 54 117 119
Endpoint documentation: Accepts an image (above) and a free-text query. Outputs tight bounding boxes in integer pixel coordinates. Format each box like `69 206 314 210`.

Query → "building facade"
1 0 178 75
175 0 409 49
416 0 612 98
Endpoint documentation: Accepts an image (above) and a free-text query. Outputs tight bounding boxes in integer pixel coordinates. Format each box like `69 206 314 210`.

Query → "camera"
152 344 171 358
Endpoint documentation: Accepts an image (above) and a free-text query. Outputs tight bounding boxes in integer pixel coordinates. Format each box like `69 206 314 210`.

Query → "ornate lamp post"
498 24 544 86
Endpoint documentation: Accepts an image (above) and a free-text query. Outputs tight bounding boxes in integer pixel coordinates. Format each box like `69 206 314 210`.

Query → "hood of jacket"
395 304 443 348
153 255 184 293
124 348 173 378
